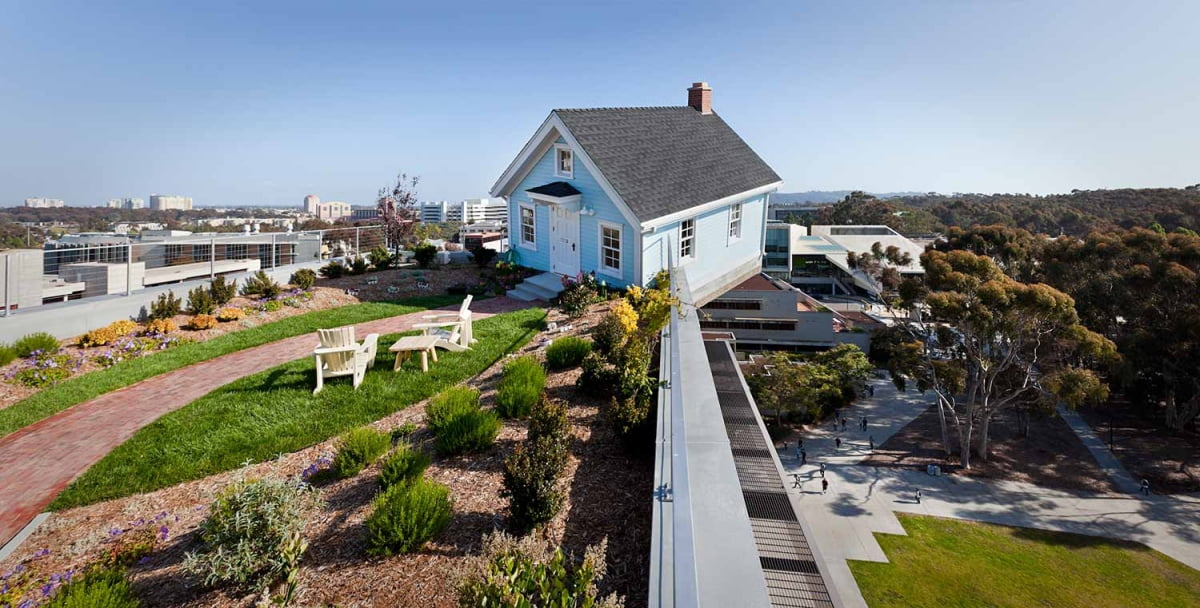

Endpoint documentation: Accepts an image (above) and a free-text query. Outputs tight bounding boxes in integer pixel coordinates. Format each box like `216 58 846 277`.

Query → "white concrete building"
106 198 146 209
149 194 193 210
418 198 507 224
763 222 925 297
24 198 64 208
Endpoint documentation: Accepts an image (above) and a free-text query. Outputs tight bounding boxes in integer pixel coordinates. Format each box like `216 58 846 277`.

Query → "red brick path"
0 297 532 547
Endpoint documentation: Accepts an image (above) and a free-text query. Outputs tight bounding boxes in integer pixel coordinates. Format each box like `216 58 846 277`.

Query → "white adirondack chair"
413 295 476 352
313 327 379 394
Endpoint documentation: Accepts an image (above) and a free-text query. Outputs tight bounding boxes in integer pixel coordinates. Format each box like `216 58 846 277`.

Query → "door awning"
526 181 582 211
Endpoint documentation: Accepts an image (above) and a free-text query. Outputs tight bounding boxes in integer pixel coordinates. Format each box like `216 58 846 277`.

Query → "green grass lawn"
851 513 1200 608
50 307 545 510
0 296 463 439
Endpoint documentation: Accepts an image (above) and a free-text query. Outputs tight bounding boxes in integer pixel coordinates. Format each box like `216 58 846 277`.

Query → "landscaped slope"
850 513 1200 608
51 307 545 509
0 296 461 438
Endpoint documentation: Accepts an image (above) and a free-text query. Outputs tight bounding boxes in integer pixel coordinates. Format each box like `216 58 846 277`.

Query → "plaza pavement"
780 377 1200 608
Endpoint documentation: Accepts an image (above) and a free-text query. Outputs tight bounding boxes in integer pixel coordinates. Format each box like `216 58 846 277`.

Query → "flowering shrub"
215 307 245 322
13 332 61 358
92 338 151 368
493 260 536 292
557 273 601 318
9 353 78 387
142 318 177 335
299 454 333 482
260 300 283 313
78 320 139 348
42 567 139 608
188 314 218 331
184 477 320 591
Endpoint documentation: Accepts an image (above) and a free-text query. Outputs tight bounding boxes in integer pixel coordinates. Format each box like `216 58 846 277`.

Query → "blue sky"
2 1 1197 207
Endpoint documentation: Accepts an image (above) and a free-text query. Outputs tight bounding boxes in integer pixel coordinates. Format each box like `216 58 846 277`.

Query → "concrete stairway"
506 272 565 302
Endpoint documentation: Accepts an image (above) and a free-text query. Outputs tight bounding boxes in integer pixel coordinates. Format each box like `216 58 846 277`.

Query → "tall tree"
376 173 420 248
885 250 1115 468
1040 228 1200 430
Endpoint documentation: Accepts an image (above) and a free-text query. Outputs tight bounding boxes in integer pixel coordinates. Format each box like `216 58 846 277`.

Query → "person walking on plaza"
819 462 826 478
916 488 922 504
869 436 875 452
822 478 829 495
835 437 842 450
1140 479 1151 496
795 444 801 462
801 449 807 465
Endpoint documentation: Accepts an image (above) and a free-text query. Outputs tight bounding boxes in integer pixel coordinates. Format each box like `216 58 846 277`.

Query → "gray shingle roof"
554 107 780 222
526 181 580 197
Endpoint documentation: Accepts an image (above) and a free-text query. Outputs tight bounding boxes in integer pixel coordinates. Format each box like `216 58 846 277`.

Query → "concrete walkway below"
0 297 529 549
1056 404 1142 494
781 378 1200 608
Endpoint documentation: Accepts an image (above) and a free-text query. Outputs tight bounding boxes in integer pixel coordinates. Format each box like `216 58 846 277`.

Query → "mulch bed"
0 300 653 607
864 404 1119 494
1079 397 1200 494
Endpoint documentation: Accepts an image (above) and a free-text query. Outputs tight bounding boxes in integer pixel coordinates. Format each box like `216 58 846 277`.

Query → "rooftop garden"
0 273 673 607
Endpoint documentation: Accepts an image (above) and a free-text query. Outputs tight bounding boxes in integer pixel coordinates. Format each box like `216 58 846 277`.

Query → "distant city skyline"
2 1 1198 207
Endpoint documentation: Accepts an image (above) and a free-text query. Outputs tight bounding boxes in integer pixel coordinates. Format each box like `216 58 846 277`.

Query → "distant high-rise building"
24 197 65 208
303 194 320 214
106 198 146 209
315 201 351 221
418 198 507 224
149 194 193 211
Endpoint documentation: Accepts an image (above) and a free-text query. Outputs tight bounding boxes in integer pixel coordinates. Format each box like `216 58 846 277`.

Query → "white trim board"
489 112 642 229
642 181 782 230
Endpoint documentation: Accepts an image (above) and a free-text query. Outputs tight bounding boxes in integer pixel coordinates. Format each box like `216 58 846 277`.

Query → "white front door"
549 205 580 276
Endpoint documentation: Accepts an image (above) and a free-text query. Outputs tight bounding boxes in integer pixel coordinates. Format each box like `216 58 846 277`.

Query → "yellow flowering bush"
188 314 219 330
143 318 178 335
609 300 639 337
216 307 246 322
110 320 139 337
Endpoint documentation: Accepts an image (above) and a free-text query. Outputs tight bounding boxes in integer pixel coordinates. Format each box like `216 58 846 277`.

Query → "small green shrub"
413 244 438 269
349 256 370 275
426 386 482 433
184 477 320 589
365 479 453 556
149 291 182 320
185 285 216 316
318 260 346 279
378 443 431 490
13 332 61 357
368 245 394 270
577 351 618 396
502 398 570 533
435 409 500 455
44 567 140 608
331 426 391 478
458 532 621 608
391 422 418 441
471 247 498 268
545 336 592 370
495 356 546 418
289 268 316 290
210 276 237 306
0 344 16 366
261 299 283 313
590 313 626 356
556 276 600 318
240 270 282 299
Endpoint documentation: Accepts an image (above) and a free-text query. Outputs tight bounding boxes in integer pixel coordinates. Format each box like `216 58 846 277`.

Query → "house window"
680 218 696 260
555 145 573 179
728 203 743 240
519 204 536 249
600 222 621 275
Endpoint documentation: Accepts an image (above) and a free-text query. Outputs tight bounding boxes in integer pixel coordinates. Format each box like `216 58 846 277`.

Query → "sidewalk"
1056 404 1142 494
782 378 1200 608
0 297 528 548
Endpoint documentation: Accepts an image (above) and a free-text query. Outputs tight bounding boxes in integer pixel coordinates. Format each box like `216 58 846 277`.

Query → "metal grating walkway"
705 341 835 608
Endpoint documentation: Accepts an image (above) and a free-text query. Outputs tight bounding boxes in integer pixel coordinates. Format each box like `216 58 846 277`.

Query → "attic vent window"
555 145 574 179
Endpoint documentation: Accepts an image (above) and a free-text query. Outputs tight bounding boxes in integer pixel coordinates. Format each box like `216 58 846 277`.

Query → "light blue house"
490 82 782 305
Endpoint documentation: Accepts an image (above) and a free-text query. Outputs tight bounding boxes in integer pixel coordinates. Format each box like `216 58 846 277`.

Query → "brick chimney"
687 81 712 114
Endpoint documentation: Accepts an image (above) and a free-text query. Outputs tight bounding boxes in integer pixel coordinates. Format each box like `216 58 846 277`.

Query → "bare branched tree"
376 173 420 249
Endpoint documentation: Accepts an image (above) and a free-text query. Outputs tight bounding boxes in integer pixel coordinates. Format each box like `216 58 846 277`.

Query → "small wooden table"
389 335 440 372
